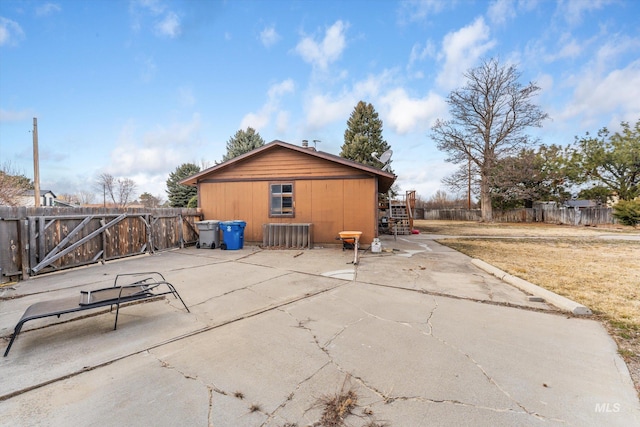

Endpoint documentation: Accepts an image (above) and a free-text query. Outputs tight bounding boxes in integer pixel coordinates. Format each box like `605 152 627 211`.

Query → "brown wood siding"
198 177 377 245
310 180 344 243
209 147 371 181
343 179 376 242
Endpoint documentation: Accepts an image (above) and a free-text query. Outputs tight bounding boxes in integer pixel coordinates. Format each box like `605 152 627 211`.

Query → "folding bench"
4 272 190 357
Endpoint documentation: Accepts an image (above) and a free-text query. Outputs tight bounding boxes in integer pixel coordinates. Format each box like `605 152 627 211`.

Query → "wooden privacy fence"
420 207 615 225
0 207 201 283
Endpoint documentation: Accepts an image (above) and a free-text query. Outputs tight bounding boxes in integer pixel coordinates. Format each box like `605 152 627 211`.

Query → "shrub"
187 195 198 208
613 200 640 227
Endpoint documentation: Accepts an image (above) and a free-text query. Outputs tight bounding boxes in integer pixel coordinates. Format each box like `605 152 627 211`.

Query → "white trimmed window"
270 183 294 217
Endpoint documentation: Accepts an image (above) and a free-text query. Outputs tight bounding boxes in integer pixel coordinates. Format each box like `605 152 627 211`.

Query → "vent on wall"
262 223 313 249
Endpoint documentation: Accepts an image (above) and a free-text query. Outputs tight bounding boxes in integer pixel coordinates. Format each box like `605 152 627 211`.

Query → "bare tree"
431 58 548 221
95 173 116 206
76 190 96 205
117 178 136 207
421 189 470 209
0 162 33 206
95 173 136 207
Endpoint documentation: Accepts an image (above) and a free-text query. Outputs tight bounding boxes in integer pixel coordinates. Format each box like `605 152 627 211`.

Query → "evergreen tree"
139 192 162 208
569 119 640 201
222 127 265 162
166 163 200 207
341 101 393 171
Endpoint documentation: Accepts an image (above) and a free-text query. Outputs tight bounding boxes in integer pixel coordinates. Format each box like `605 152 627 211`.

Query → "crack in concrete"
279 307 396 421
423 306 569 424
322 317 367 349
260 360 332 427
283 291 568 424
472 272 495 301
207 385 214 427
363 280 559 315
150 351 230 427
188 272 294 308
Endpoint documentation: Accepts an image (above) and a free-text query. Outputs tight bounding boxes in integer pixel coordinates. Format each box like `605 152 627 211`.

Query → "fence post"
19 219 30 279
178 213 184 249
28 217 38 270
101 216 107 264
146 214 154 254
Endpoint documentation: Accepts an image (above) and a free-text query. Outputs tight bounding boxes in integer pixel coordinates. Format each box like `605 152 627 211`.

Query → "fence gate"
0 207 200 283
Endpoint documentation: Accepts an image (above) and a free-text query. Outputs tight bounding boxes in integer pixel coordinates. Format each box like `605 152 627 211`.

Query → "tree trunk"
480 175 493 222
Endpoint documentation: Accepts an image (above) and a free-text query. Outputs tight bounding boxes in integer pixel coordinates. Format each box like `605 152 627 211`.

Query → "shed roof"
180 140 397 193
23 189 56 197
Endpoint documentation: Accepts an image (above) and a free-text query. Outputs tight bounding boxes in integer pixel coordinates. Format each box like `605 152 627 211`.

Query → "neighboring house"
18 190 58 207
180 140 396 245
52 199 78 207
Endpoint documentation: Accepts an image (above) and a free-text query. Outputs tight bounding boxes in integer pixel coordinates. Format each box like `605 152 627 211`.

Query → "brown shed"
180 140 396 246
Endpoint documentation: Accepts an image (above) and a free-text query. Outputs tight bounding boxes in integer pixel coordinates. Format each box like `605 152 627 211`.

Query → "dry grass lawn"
414 220 640 394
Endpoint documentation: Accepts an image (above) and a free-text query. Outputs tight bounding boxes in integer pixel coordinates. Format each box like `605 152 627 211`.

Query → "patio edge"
471 258 592 315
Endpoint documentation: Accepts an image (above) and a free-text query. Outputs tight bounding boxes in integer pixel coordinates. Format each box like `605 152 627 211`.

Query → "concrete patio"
1 235 638 426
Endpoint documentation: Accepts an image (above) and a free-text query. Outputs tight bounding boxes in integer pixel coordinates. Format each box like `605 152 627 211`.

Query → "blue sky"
1 0 639 203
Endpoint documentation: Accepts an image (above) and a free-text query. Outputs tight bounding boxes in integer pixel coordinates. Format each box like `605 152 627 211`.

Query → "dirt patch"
414 220 640 396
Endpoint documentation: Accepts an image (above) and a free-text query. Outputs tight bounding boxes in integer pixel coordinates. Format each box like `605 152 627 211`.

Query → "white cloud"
260 25 280 48
0 17 25 47
397 0 448 24
135 0 166 15
240 79 295 131
275 111 290 134
35 3 62 17
437 17 496 89
295 20 348 69
394 159 458 197
558 0 615 26
408 41 436 68
303 72 392 130
305 93 357 130
108 114 203 177
0 109 30 122
545 34 583 62
560 60 640 125
352 72 391 98
155 11 181 38
379 88 448 135
593 36 640 73
556 33 640 126
268 79 295 98
536 73 554 93
487 0 516 25
130 0 181 39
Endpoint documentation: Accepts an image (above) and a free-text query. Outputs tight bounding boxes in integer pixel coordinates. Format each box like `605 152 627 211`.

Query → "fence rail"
0 207 201 283
419 207 615 225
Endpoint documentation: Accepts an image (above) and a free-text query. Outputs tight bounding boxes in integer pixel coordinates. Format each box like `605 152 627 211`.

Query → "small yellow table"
338 231 363 265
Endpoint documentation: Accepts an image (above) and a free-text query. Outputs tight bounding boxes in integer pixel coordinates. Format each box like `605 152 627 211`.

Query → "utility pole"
33 117 41 207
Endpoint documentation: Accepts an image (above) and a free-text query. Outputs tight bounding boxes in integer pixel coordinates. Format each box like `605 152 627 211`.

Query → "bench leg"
165 283 190 313
113 303 121 330
4 322 26 357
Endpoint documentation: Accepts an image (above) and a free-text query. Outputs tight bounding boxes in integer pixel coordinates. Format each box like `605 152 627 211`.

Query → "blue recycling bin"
220 220 246 250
